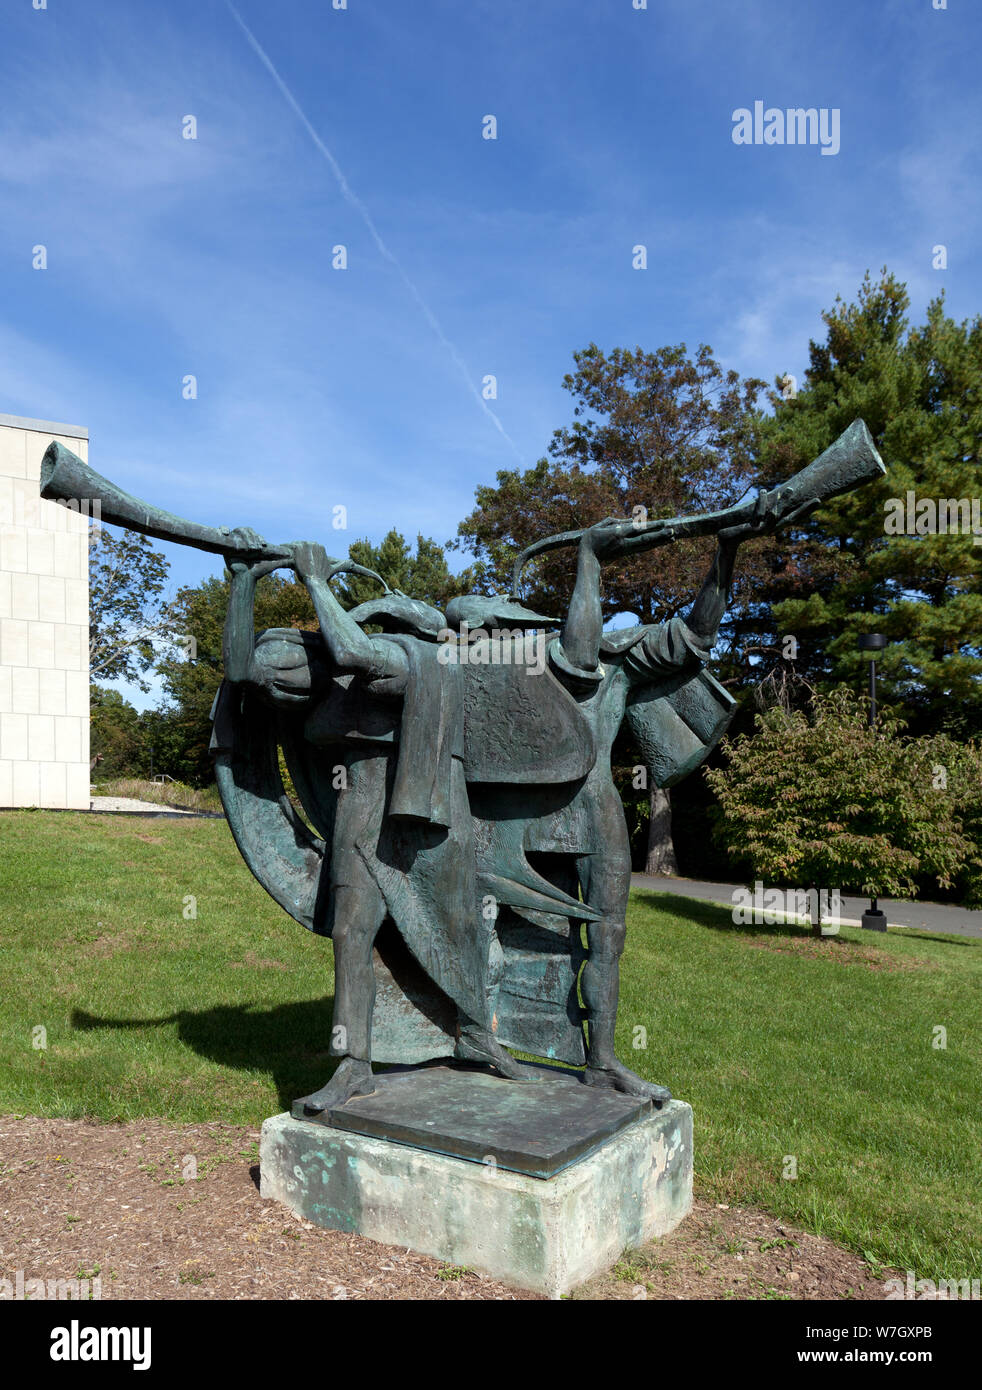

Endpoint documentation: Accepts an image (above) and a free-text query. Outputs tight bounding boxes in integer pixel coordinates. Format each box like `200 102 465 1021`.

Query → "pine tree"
755 270 982 736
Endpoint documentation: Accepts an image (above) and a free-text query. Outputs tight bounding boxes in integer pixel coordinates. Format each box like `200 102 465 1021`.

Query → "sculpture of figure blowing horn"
41 421 885 1110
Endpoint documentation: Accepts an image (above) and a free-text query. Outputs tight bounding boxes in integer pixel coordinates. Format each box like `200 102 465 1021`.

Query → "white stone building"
0 413 90 808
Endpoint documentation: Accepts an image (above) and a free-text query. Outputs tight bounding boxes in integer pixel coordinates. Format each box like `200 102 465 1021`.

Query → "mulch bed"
0 1115 897 1300
573 1199 896 1300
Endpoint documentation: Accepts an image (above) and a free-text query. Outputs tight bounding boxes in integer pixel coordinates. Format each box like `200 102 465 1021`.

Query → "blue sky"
2 0 980 707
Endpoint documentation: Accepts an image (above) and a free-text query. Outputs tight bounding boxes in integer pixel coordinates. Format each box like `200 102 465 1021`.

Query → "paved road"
632 874 982 940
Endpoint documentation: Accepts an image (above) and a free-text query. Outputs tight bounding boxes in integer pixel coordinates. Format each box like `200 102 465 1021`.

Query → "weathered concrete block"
260 1100 692 1297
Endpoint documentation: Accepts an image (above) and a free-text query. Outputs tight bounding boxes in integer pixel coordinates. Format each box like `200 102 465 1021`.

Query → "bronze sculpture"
40 420 885 1114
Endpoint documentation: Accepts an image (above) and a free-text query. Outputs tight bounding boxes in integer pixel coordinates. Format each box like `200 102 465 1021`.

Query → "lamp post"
858 633 888 931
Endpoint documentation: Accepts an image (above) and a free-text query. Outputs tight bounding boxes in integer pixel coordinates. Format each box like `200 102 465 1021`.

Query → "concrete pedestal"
260 1093 692 1297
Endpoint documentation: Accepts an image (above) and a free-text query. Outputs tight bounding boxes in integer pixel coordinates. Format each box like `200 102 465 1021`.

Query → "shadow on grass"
634 889 978 949
72 998 342 1113
634 889 822 940
70 897 973 1115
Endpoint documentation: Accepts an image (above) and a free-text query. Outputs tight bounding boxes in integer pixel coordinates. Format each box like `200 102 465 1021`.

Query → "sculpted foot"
296 1057 375 1114
584 1059 671 1106
455 1028 533 1081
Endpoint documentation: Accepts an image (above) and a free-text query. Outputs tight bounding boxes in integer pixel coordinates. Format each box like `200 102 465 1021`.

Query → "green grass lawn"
2 810 979 1281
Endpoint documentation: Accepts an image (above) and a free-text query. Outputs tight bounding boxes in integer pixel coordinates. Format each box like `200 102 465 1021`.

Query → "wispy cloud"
224 0 522 461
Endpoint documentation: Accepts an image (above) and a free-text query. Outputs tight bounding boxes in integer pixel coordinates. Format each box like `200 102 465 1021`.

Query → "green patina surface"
37 425 886 1095
294 1061 650 1177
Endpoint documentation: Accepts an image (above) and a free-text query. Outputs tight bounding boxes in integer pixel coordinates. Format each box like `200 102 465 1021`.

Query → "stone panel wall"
0 415 90 808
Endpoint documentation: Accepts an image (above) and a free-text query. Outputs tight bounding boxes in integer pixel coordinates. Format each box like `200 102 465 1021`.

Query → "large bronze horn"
510 419 886 594
39 442 291 561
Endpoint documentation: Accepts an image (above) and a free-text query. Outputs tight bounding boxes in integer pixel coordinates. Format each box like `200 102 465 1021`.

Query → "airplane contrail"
225 0 522 460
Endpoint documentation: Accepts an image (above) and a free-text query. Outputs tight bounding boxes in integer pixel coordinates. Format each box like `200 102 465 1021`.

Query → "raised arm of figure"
685 538 738 647
222 529 286 683
559 518 637 673
686 488 787 645
293 542 408 682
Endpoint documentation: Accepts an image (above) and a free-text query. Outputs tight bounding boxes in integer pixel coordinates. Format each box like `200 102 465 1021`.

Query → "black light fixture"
858 632 889 931
857 632 888 726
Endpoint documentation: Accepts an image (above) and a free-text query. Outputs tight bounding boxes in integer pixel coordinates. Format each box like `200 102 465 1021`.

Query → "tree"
922 733 982 905
89 686 142 780
753 270 982 737
88 525 174 691
455 341 767 873
706 687 981 905
337 529 476 610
